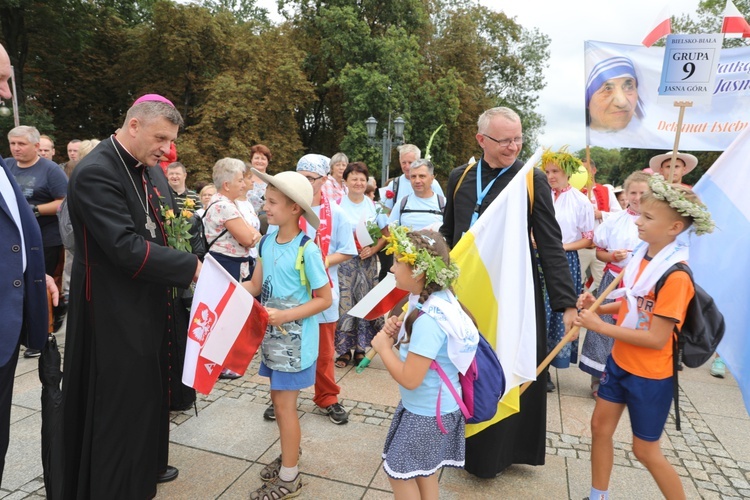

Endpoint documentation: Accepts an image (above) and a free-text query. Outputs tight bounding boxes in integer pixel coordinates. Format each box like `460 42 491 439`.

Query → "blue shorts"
259 361 316 391
598 356 674 442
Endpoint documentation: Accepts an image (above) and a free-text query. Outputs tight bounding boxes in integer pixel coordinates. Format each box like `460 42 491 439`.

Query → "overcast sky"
252 0 702 150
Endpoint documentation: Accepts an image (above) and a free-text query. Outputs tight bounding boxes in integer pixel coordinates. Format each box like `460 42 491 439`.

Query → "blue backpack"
430 331 506 433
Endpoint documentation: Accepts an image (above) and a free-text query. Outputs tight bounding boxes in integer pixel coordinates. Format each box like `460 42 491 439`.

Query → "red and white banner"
641 6 671 47
183 255 268 394
347 273 408 320
723 0 750 38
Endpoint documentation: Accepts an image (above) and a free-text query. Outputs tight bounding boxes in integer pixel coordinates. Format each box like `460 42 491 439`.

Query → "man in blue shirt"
388 159 445 231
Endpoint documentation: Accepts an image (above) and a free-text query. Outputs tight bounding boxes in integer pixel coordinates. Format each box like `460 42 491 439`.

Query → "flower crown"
384 224 460 289
648 174 715 236
539 146 582 177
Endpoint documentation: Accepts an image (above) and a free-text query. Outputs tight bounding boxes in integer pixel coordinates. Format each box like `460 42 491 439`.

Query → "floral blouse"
204 193 251 257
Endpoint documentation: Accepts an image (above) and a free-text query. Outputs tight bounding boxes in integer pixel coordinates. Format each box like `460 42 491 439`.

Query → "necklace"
272 235 297 267
110 137 157 238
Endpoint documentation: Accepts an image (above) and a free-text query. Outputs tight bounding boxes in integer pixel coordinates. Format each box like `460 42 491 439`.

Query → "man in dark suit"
0 43 58 484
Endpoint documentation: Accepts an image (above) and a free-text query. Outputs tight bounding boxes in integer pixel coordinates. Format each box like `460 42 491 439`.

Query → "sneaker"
23 349 41 359
250 474 302 500
263 404 276 421
325 403 349 425
546 371 555 393
218 369 241 380
710 357 726 378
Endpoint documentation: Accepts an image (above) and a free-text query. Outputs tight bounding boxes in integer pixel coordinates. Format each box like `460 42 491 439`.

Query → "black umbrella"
39 333 64 500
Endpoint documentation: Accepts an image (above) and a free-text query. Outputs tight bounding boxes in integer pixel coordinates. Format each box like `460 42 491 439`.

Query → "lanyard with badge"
469 158 511 228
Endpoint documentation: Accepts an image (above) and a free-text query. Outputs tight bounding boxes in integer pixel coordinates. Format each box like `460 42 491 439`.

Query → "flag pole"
668 101 693 183
356 310 407 373
519 268 626 395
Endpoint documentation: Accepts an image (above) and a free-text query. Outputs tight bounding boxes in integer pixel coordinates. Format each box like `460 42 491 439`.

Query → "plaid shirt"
321 176 347 204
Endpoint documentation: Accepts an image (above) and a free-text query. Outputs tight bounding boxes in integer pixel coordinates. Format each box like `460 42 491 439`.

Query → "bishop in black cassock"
62 102 198 499
440 108 577 478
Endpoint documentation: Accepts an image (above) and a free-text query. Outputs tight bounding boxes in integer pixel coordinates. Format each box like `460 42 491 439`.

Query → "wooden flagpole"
667 101 693 183
519 269 626 395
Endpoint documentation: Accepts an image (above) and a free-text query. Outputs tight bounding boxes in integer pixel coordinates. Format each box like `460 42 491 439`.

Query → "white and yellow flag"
450 149 541 437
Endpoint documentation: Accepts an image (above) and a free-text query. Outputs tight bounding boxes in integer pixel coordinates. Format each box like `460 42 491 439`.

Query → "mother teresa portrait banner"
585 40 750 151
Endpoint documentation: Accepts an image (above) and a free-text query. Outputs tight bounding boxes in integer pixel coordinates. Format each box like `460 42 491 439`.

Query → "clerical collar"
110 135 142 170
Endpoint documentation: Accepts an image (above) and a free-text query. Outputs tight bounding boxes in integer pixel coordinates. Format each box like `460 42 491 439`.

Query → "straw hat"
251 169 319 229
649 151 698 176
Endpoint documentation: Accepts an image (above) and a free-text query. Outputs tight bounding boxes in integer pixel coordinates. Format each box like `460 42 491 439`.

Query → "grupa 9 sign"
658 34 723 104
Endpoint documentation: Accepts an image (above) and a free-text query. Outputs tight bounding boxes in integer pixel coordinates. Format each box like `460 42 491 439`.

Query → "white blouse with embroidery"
551 186 595 245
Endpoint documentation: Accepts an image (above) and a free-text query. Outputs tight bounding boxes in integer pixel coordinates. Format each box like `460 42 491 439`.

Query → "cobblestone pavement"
3 331 749 499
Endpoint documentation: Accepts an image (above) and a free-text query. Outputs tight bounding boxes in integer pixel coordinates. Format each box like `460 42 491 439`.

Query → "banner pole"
668 101 693 183
585 145 594 200
519 269 625 395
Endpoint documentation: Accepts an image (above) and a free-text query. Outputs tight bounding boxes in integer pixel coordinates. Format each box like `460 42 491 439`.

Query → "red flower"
385 190 395 199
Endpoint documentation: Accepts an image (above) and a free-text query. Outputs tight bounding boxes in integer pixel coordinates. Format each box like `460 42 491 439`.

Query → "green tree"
574 146 621 185
177 24 315 183
673 0 750 48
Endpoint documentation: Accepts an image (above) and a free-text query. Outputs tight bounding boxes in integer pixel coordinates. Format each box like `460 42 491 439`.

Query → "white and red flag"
642 6 672 47
182 254 268 394
348 273 408 320
723 0 750 38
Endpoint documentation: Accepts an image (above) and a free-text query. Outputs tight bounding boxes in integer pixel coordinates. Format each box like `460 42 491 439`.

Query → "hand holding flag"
183 255 268 394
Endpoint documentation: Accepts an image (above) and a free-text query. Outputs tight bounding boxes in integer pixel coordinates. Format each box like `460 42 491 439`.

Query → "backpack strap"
398 196 409 225
257 234 270 259
430 360 471 434
295 234 313 297
453 162 534 213
452 162 476 200
655 262 693 432
202 201 229 251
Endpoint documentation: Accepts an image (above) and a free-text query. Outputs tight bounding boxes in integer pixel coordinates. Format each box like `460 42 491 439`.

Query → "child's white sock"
589 487 608 500
279 464 298 482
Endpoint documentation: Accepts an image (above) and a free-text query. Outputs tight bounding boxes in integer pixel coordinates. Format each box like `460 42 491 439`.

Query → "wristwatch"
32 205 40 217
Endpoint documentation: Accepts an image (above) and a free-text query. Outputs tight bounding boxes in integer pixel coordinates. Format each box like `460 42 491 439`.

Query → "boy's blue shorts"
259 361 317 391
598 356 674 442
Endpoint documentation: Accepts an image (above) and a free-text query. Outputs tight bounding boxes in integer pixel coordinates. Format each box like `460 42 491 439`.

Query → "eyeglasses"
481 134 523 148
303 174 324 184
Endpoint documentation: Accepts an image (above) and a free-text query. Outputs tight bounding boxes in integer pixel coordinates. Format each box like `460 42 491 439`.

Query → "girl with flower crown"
371 226 478 499
580 171 651 396
538 148 595 389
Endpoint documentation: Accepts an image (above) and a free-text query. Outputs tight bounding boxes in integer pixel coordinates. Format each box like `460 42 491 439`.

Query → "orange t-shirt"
611 259 695 379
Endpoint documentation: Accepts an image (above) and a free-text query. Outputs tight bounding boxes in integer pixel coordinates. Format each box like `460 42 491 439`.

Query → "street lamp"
365 114 406 187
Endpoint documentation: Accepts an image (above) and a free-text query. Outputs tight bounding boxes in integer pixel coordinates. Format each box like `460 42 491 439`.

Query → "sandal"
260 448 302 482
353 352 366 366
334 352 351 369
250 474 302 500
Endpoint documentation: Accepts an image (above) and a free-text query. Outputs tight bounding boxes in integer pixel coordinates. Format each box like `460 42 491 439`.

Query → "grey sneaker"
250 473 301 499
263 404 276 421
325 403 349 425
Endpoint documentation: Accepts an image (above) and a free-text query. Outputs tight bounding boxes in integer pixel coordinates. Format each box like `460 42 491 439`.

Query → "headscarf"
585 56 644 121
296 154 330 177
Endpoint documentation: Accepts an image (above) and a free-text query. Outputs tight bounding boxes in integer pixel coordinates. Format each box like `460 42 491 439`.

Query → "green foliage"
1 0 551 187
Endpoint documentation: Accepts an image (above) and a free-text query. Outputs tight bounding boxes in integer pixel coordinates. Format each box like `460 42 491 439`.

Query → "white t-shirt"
387 192 444 230
383 173 444 209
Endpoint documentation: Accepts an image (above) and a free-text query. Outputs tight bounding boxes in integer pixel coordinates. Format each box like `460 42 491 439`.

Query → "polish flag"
642 6 672 47
722 0 750 38
348 273 408 320
183 255 268 394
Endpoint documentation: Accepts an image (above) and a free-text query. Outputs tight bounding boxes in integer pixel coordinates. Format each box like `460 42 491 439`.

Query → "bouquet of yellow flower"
161 198 195 253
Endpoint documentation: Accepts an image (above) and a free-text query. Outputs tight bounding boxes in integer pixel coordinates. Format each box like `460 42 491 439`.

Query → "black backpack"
654 262 725 430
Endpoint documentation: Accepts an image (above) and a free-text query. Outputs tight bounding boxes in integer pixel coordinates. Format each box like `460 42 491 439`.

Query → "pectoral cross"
145 214 157 238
